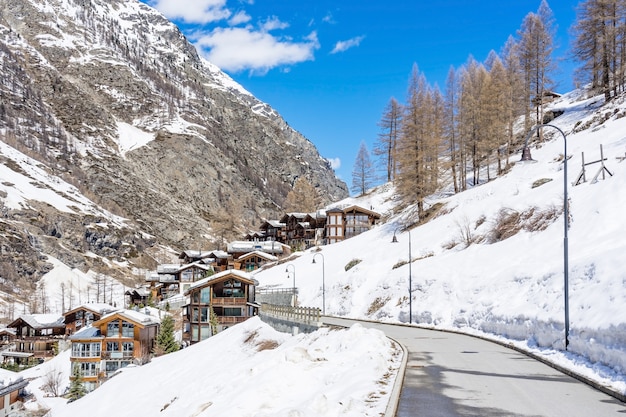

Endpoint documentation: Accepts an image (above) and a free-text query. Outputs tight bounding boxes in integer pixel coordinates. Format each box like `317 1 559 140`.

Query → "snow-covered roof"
237 251 278 262
10 314 64 329
69 326 102 340
63 303 117 317
227 240 285 254
185 270 256 294
97 308 161 327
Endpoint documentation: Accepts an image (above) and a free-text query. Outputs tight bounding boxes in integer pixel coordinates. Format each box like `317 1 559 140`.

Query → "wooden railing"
217 316 248 324
260 303 321 325
212 297 246 305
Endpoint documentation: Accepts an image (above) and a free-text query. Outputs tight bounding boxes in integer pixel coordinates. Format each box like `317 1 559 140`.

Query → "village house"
0 370 29 417
125 287 151 307
63 303 117 337
0 328 15 349
147 261 214 303
249 205 381 247
68 308 161 392
235 251 278 272
182 270 258 345
3 314 65 365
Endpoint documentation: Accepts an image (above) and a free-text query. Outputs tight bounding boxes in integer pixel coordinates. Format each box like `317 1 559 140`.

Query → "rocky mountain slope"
0 0 348 296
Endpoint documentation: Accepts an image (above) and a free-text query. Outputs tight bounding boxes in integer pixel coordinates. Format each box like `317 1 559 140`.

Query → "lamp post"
520 123 570 350
312 253 326 315
391 227 412 324
285 264 296 307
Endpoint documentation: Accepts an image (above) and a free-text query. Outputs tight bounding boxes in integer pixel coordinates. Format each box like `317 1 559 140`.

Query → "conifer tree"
67 366 87 402
155 314 179 355
351 141 376 196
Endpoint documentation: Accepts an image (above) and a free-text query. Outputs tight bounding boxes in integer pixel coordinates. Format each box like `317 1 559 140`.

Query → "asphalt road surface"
322 317 626 416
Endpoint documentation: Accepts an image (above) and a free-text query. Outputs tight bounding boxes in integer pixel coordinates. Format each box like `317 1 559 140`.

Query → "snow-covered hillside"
254 89 626 395
19 317 400 417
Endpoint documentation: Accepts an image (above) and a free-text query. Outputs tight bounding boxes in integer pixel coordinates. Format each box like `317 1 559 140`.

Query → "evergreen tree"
155 314 179 355
67 365 87 402
351 141 376 196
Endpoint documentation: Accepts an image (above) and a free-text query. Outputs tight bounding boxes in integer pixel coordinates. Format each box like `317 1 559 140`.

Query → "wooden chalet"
0 372 29 416
227 240 287 260
343 205 381 238
326 205 380 244
258 220 286 242
204 250 230 272
125 287 151 307
235 250 278 272
6 314 65 362
0 328 15 348
148 262 214 302
68 308 161 392
63 303 117 337
183 270 258 344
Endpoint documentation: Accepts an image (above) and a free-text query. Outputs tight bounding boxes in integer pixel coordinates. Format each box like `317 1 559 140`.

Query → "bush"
344 259 362 271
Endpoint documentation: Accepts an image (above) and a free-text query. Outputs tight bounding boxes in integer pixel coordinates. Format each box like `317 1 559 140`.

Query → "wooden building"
6 314 65 362
68 309 161 392
63 303 117 337
183 270 258 344
0 373 29 417
235 251 277 272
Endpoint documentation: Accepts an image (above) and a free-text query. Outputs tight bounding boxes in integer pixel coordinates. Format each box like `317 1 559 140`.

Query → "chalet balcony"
71 351 101 358
101 351 134 360
211 297 246 306
217 316 248 324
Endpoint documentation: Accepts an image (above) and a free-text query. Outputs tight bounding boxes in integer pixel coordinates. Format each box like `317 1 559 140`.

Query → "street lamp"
391 227 412 324
285 264 296 307
312 253 326 315
520 123 570 350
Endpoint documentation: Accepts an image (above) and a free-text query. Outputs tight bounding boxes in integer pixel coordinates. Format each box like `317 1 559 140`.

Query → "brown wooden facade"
249 206 381 248
7 315 65 361
183 270 258 344
69 309 160 392
63 303 117 337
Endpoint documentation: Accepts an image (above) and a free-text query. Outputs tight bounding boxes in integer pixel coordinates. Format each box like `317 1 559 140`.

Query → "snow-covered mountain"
0 0 348 298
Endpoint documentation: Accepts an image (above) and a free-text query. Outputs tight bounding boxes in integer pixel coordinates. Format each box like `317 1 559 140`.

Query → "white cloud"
328 158 341 170
261 16 289 31
228 10 251 26
322 13 335 24
149 0 231 24
330 35 365 54
194 28 319 73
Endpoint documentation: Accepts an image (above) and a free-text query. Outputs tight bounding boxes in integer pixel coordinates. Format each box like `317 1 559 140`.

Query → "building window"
107 321 120 337
122 342 134 357
200 287 211 303
74 361 99 377
122 321 134 338
223 307 242 317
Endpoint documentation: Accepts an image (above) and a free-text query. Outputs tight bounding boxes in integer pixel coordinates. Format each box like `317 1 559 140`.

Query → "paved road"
323 317 626 416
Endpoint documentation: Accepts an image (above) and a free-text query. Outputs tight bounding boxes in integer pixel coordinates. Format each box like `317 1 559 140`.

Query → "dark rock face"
0 0 348 287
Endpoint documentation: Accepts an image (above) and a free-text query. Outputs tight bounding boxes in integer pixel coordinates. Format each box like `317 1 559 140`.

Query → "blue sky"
144 0 578 188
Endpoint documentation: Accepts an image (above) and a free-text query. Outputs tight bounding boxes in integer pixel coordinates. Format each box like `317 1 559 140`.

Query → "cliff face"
0 0 348 292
